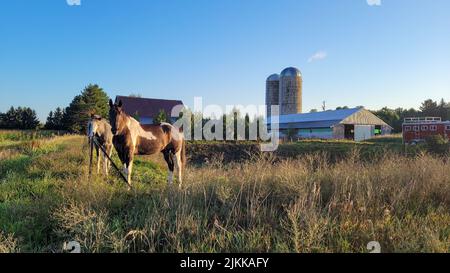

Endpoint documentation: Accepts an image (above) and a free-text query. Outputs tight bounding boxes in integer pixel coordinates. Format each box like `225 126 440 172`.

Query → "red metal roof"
115 96 184 118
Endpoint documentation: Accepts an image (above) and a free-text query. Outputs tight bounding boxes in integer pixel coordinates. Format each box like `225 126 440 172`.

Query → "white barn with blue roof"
267 107 392 141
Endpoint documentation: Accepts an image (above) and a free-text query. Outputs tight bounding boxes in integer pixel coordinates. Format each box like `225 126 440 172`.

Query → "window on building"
404 126 411 132
421 125 428 131
430 125 437 131
446 125 450 131
413 126 419 132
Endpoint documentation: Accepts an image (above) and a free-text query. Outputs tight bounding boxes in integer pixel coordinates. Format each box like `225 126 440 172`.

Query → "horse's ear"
109 99 113 107
118 100 123 108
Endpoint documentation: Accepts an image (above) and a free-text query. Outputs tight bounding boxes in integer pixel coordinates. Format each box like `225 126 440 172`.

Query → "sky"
0 0 449 122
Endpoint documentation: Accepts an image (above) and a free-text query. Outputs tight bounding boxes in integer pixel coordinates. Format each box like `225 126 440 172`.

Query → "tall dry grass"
0 134 449 253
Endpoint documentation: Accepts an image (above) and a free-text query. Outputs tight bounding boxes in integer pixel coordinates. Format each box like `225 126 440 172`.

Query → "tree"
0 112 5 128
310 109 318 113
45 107 65 130
372 107 400 132
420 99 439 117
63 84 110 133
437 98 450 121
20 107 40 129
0 106 39 129
1 107 19 128
336 106 349 110
153 109 168 124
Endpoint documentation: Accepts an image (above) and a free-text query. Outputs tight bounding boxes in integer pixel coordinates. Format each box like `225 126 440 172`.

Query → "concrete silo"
279 67 302 115
265 73 280 117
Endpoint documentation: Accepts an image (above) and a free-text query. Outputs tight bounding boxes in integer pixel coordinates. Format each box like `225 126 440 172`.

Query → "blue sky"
1 0 449 121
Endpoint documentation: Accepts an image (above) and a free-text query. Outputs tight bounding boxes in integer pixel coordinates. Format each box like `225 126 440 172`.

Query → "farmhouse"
115 95 184 125
267 107 392 141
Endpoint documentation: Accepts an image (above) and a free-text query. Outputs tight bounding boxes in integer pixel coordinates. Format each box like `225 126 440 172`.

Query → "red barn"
402 117 450 144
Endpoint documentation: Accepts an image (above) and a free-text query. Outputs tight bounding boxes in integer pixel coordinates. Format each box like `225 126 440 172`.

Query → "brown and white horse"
87 114 114 175
108 99 186 188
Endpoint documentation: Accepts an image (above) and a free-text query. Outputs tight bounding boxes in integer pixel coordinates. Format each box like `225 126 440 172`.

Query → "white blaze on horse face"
88 120 95 137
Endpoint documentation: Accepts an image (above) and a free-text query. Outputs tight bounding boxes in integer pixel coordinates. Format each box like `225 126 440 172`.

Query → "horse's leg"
127 159 133 187
163 150 174 184
96 146 101 174
123 147 134 188
104 145 112 176
173 150 183 188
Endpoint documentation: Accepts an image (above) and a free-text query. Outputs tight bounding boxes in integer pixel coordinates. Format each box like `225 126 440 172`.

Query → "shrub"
426 135 449 155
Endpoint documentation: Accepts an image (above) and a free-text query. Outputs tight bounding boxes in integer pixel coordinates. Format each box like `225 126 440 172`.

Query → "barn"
267 107 392 141
115 95 184 125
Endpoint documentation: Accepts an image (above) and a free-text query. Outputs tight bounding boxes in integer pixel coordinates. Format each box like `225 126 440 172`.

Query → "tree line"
1 84 449 135
0 84 110 133
371 99 450 133
319 99 449 133
0 106 40 130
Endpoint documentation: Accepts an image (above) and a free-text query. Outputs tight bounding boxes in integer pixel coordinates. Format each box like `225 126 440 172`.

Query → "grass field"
0 131 449 253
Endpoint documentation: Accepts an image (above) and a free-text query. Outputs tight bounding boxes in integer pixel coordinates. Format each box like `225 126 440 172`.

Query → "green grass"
0 131 449 253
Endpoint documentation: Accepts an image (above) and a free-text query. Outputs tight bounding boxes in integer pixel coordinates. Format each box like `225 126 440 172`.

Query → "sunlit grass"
0 133 448 253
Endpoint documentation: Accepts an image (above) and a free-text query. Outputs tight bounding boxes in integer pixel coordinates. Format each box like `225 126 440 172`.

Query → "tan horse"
87 114 114 175
108 99 186 188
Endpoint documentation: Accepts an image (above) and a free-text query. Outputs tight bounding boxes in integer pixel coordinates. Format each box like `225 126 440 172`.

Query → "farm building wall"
270 108 393 141
354 125 373 141
381 125 392 135
332 124 345 139
298 128 333 139
279 128 333 139
139 117 153 125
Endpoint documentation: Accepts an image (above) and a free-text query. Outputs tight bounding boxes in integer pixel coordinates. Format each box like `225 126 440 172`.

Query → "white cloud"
308 51 327 63
67 0 81 6
367 0 381 6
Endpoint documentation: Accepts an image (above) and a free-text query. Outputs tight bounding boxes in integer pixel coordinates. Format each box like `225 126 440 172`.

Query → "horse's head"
87 114 103 138
109 99 126 135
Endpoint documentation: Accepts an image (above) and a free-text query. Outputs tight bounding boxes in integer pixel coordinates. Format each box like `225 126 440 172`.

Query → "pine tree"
20 107 40 129
153 109 168 124
63 84 110 133
420 99 439 117
45 107 66 130
45 111 54 129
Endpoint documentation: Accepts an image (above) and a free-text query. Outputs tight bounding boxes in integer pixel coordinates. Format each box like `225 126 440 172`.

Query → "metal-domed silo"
265 73 280 117
279 67 302 115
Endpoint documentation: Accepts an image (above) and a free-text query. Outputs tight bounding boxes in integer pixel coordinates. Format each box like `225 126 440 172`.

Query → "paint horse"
108 99 186 188
87 114 114 175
